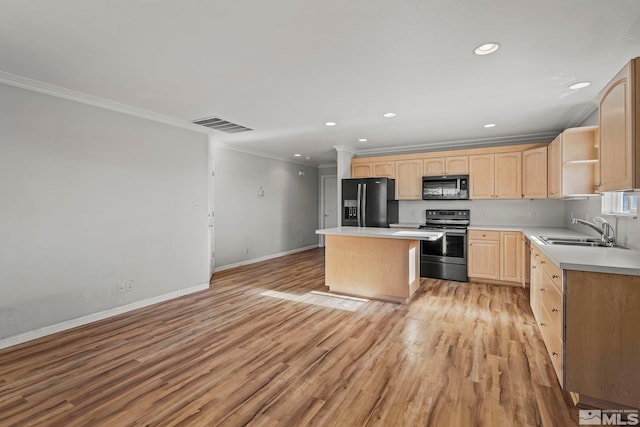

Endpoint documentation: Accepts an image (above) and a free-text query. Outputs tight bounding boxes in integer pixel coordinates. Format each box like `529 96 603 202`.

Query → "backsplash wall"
564 197 640 250
399 199 566 227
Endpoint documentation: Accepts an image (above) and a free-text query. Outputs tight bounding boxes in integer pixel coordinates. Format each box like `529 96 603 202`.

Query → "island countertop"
316 226 442 241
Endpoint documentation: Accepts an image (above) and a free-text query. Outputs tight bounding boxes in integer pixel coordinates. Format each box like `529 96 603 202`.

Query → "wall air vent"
192 117 253 133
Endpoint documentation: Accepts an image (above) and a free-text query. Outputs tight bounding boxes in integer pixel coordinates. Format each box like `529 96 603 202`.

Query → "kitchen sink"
533 236 628 249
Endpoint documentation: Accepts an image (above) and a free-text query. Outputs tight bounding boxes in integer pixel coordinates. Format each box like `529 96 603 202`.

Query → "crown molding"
567 101 598 128
0 70 210 135
318 163 337 168
354 132 559 157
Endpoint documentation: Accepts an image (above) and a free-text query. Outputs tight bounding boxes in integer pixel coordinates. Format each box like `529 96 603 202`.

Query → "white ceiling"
1 0 640 165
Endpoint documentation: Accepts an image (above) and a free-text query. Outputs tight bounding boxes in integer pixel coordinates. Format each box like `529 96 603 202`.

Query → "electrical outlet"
117 282 126 294
126 280 134 292
481 209 487 218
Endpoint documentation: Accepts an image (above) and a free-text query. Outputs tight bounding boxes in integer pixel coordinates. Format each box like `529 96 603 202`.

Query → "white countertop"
316 226 443 241
318 224 640 275
469 225 640 276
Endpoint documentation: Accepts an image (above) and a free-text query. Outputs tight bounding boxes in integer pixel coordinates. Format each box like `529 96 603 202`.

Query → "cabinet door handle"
540 260 546 264
552 308 559 313
552 352 559 357
540 288 545 292
540 322 546 327
552 274 559 279
532 265 537 269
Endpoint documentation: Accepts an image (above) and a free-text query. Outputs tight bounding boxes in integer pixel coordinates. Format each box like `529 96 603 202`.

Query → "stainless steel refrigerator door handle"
362 183 367 227
357 183 362 227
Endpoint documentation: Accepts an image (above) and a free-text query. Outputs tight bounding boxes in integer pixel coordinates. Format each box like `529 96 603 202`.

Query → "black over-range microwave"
422 175 469 200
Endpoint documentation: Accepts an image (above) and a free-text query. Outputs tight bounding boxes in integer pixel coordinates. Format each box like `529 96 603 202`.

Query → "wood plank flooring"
0 248 579 426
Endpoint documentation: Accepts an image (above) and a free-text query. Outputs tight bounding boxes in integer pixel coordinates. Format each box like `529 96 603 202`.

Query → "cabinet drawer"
468 230 500 241
540 275 563 337
538 253 562 291
530 244 542 260
538 306 564 386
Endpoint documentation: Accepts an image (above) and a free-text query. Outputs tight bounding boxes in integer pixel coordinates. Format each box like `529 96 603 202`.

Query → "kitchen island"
315 227 442 303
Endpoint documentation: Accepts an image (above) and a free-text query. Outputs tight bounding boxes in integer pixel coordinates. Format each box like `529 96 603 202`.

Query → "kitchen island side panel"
324 235 420 303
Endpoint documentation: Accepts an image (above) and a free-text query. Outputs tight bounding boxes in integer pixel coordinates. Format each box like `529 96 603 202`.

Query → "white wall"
564 197 640 250
579 109 599 126
0 83 210 340
319 165 338 177
399 199 566 227
213 147 319 269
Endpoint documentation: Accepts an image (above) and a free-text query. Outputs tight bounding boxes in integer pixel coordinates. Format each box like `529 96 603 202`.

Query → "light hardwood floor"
0 248 578 426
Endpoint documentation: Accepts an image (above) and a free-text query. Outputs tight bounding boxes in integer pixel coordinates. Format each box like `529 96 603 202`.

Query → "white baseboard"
0 283 210 350
214 244 320 272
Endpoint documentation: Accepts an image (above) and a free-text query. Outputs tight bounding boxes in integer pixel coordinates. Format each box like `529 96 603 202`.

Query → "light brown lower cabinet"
468 230 524 286
529 243 640 409
529 244 564 384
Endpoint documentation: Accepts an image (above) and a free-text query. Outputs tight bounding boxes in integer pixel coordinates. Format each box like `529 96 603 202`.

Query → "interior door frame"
319 174 338 247
208 135 215 278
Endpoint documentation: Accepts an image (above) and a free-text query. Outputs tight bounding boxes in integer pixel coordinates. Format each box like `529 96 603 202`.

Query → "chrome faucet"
571 217 616 247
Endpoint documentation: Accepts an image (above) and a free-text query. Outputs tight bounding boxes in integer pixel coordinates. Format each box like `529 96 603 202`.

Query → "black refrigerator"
342 178 398 227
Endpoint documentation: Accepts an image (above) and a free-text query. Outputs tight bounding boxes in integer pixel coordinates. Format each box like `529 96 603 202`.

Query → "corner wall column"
334 145 356 227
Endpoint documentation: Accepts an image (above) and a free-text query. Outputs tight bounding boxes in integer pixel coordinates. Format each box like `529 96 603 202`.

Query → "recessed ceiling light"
383 112 396 118
325 122 337 126
569 81 591 90
483 123 496 128
358 138 368 142
305 156 311 160
474 42 500 55
294 153 302 157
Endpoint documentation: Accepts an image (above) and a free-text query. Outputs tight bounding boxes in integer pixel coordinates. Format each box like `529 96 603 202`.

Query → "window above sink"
601 192 638 218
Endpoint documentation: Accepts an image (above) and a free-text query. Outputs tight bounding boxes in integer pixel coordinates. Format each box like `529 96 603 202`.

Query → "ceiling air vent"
192 117 253 133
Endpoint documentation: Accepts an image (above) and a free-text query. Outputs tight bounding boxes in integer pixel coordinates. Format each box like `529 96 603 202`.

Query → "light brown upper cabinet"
547 136 562 198
423 158 445 176
599 57 639 191
372 161 395 179
548 126 599 198
350 143 548 200
445 156 469 175
351 160 395 178
495 152 522 199
523 146 548 198
395 159 423 200
470 152 521 199
352 163 372 178
423 155 469 176
469 154 495 199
